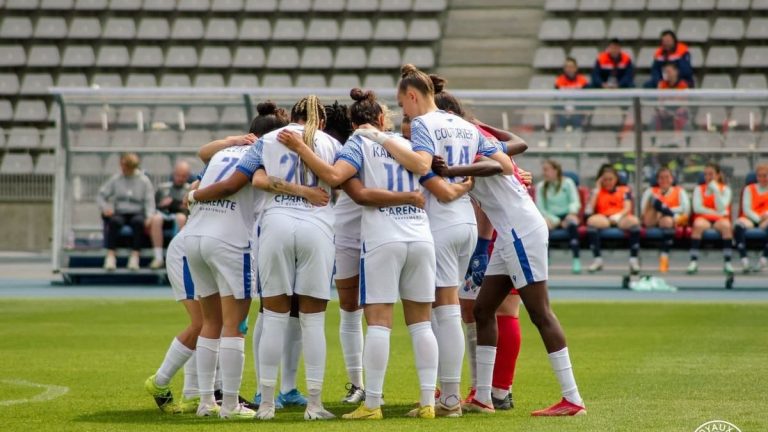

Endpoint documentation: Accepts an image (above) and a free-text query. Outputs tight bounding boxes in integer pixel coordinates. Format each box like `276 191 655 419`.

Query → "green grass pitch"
1 299 766 431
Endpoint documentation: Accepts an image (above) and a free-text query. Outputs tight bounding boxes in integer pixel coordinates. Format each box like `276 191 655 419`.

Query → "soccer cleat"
253 392 282 409
278 388 308 407
659 255 669 273
587 259 603 273
531 398 586 416
196 402 221 417
304 405 336 420
342 404 383 420
740 257 751 274
341 383 366 404
127 254 140 271
435 401 462 417
462 398 495 414
149 258 165 269
686 260 698 275
405 405 435 419
724 262 735 275
103 255 116 271
238 395 258 410
462 387 477 405
169 396 200 414
492 392 513 410
220 403 256 420
144 374 174 413
255 403 276 420
571 258 581 274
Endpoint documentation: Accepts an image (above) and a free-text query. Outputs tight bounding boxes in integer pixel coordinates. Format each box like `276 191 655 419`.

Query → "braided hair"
291 95 326 183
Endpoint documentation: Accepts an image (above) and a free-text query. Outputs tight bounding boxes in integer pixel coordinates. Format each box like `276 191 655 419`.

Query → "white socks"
153 247 163 261
476 345 497 404
408 321 438 408
182 351 198 399
156 337 194 386
464 321 478 388
252 312 264 381
280 316 302 394
220 337 245 411
548 347 583 406
300 311 326 408
492 387 509 400
363 326 391 410
434 305 464 406
196 336 220 406
339 309 364 388
258 310 289 406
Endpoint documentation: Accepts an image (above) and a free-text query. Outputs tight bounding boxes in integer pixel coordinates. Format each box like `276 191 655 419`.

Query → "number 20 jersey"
185 145 255 248
337 134 432 251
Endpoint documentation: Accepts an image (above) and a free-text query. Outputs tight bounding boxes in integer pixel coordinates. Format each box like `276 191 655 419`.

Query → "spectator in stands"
555 57 589 89
645 30 694 88
688 162 733 275
536 159 583 274
97 153 156 271
734 163 768 273
147 161 191 269
585 165 641 273
590 39 635 89
555 57 588 130
641 167 691 273
652 63 690 131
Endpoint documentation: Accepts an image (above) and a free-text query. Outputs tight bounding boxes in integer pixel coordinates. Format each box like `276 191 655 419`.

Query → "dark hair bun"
429 74 446 93
350 88 376 102
256 101 278 116
400 63 419 77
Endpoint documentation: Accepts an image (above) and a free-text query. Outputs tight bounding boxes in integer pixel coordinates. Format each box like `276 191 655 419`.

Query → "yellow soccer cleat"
342 404 383 420
144 374 174 413
405 404 436 419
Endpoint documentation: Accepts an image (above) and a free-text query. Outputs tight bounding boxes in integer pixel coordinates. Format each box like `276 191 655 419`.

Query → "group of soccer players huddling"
143 64 586 421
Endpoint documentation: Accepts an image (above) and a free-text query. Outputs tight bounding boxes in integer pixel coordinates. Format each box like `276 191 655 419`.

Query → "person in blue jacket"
590 39 635 89
645 30 694 88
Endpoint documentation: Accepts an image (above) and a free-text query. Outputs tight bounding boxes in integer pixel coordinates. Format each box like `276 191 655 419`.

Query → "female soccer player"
536 159 582 274
585 166 641 273
688 162 734 275
640 167 690 273
734 163 768 272
397 65 515 416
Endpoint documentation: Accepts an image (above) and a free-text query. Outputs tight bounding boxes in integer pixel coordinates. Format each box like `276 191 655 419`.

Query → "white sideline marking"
0 379 69 406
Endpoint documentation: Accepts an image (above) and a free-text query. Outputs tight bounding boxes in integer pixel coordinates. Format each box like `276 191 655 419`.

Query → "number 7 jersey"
337 134 432 251
185 145 255 248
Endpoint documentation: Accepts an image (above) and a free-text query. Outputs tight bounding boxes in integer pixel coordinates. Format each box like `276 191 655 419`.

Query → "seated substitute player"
585 166 641 273
97 152 156 271
640 167 690 273
536 159 583 274
734 163 768 272
688 162 734 275
148 160 191 269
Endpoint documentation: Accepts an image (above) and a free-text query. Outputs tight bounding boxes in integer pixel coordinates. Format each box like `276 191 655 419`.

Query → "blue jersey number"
445 145 470 166
214 156 240 182
384 163 416 192
280 153 318 186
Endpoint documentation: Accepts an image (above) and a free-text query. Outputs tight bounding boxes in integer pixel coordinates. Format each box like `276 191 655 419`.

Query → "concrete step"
439 37 536 66
445 8 544 38
436 65 532 89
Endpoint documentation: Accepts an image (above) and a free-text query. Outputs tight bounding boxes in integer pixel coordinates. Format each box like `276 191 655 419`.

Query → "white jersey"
410 110 499 232
237 123 341 239
471 155 547 242
184 146 255 248
337 134 432 251
334 191 362 249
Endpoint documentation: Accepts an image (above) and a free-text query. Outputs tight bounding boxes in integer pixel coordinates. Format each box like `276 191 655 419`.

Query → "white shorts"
360 241 436 304
335 245 361 280
258 213 335 300
184 235 254 300
433 224 477 288
485 225 548 289
166 234 195 302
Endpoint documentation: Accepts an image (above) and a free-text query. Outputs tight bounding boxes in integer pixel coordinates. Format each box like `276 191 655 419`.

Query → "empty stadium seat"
374 19 407 41
381 0 412 11
203 18 237 41
688 46 704 68
6 127 41 149
193 73 225 88
279 0 310 10
413 0 446 10
76 129 109 147
545 0 577 11
569 47 598 69
533 47 566 69
647 0 680 9
109 0 141 9
244 0 277 11
27 46 60 67
550 131 583 148
219 106 248 125
34 17 67 39
642 18 674 40
262 74 293 88
198 47 232 68
296 74 327 88
607 19 641 40
102 18 136 39
368 47 401 69
272 19 305 40
75 0 107 10
746 18 768 40
1 17 33 38
0 74 20 94
408 19 441 41
0 101 13 121
528 75 556 90
126 73 157 88
233 47 266 68
300 47 333 68
153 107 180 126
61 45 95 67
137 18 170 40
211 0 243 11
335 47 366 69
40 0 75 8
363 74 396 89
35 154 57 175
403 47 436 69
20 73 54 95
741 47 768 68
736 74 768 89
57 72 88 87
705 47 739 68
329 74 361 89
97 46 130 67
171 18 204 40
340 19 373 40
572 18 606 40
579 0 611 10
710 18 745 40
613 0 646 10
82 106 115 125
716 0 749 9
688 131 723 148
682 0 715 10
0 154 35 174
166 47 198 68
306 19 339 41
539 19 572 42
239 18 271 41
313 0 344 11
111 129 144 147
228 74 260 88
186 107 219 125
266 47 300 68
181 130 213 147
160 73 192 87
146 131 180 147
584 131 617 148
71 154 102 175
694 107 728 129
68 17 101 39
92 73 122 88
131 46 163 68
141 154 172 176
347 0 378 11
590 109 625 128
14 101 48 122
178 0 210 11
677 18 709 43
